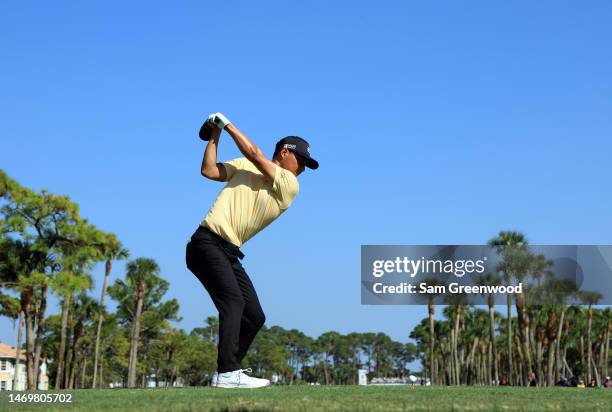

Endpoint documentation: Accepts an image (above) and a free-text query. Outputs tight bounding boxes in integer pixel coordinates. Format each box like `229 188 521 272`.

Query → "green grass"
4 386 612 412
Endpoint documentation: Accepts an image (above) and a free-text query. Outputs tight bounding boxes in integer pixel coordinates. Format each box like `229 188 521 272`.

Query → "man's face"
279 148 305 176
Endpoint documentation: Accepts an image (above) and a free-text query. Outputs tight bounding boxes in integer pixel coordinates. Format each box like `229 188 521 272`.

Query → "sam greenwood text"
372 283 523 295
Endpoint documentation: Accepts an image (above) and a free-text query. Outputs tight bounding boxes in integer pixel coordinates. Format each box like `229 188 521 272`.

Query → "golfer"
186 113 318 388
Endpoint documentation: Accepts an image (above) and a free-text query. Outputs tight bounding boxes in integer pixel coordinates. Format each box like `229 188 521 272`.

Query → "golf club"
198 115 218 141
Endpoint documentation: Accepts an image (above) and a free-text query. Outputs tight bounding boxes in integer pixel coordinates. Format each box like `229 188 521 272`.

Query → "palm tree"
540 279 576 385
50 270 92 389
550 279 578 383
558 305 583 378
420 277 445 385
462 308 487 385
66 293 99 389
513 253 549 385
0 293 20 341
476 272 501 384
121 258 159 388
0 237 39 389
577 290 602 384
92 236 128 389
527 253 554 382
1 238 24 390
601 308 611 379
345 332 362 384
443 296 469 385
592 308 608 385
317 331 341 384
488 230 527 385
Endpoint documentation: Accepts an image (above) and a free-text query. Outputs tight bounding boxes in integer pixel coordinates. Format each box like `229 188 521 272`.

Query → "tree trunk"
487 342 492 385
580 335 585 377
99 361 104 389
446 343 452 385
33 284 48 389
545 307 560 387
434 356 439 385
605 322 610 379
67 320 83 390
522 321 532 379
453 306 461 385
428 301 435 385
22 289 36 390
63 307 74 389
26 314 35 388
488 296 498 385
563 354 573 376
93 259 112 389
590 356 600 386
80 353 87 389
529 319 536 375
536 333 543 387
514 335 524 386
515 291 531 386
506 293 513 385
554 306 565 382
598 333 605 385
68 362 76 390
55 295 71 389
465 337 479 384
67 343 77 389
515 351 522 386
482 346 487 385
586 304 593 382
449 329 455 385
13 311 24 391
127 280 145 388
546 340 556 386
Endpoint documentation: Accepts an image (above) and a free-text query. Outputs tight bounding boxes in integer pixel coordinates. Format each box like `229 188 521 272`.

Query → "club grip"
199 118 216 141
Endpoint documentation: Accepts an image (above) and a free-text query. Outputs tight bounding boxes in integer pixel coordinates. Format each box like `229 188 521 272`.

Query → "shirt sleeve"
272 165 299 209
222 157 245 181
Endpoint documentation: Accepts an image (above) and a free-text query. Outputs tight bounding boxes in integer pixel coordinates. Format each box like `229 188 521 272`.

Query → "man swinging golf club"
186 112 319 388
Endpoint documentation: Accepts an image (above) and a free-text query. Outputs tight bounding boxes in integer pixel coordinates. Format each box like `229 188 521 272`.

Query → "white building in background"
0 342 48 391
358 369 368 385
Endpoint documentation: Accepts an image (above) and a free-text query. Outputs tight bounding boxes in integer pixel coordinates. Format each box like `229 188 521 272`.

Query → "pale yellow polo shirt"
202 157 299 247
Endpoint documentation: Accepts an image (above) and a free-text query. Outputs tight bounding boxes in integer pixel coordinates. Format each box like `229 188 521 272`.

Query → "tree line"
413 232 611 386
0 170 417 388
1 171 610 388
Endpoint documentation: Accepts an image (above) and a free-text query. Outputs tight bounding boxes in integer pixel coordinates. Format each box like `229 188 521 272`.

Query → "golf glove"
210 112 231 129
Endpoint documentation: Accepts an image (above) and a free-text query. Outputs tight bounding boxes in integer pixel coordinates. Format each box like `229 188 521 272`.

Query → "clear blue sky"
1 1 612 351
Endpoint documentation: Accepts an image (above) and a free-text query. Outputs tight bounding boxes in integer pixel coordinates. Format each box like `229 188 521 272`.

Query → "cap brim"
304 157 319 170
295 153 319 170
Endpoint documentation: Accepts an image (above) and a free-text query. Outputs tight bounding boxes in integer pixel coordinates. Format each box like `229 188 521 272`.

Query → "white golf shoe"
213 368 270 389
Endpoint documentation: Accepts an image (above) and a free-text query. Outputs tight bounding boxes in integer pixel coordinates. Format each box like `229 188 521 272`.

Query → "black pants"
185 226 265 373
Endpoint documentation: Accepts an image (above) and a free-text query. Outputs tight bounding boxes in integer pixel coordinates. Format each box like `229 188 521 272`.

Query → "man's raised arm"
200 124 227 181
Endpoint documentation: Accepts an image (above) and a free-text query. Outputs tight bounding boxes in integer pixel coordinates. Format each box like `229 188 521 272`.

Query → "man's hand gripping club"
199 112 277 183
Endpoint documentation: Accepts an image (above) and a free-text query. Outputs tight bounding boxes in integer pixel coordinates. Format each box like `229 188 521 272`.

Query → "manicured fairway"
4 386 612 412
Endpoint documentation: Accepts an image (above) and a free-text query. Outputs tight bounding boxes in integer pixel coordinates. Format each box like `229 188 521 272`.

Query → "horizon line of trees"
1 171 610 388
0 170 417 389
414 232 611 387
